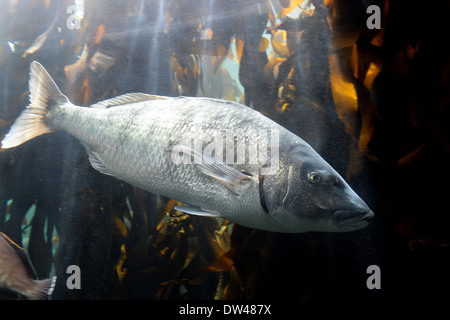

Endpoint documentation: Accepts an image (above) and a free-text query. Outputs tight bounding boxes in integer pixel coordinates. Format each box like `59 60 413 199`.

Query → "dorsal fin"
90 93 169 108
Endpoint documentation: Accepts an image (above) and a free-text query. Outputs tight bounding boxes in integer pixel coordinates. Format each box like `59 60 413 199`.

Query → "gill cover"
259 161 290 215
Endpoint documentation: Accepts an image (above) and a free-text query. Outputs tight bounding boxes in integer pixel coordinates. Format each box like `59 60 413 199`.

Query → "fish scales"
54 97 277 223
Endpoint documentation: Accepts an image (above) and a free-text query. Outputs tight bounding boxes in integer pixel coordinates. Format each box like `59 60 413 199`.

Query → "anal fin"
83 144 114 177
175 205 221 217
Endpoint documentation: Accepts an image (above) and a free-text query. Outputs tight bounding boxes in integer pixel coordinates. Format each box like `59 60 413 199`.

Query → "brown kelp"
1 0 449 299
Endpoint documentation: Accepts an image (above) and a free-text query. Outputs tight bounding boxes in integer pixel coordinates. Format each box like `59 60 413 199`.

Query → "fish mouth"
333 209 374 227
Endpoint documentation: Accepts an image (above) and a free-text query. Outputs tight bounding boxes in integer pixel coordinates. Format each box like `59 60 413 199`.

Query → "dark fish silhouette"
0 232 56 300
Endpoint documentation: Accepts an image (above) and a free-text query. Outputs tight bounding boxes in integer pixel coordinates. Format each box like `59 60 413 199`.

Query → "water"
0 0 449 300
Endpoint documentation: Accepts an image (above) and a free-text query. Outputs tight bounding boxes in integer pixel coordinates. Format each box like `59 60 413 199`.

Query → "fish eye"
308 171 321 184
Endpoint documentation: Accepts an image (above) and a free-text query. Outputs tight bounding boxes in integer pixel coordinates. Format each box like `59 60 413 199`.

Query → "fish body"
0 233 56 300
1 62 373 233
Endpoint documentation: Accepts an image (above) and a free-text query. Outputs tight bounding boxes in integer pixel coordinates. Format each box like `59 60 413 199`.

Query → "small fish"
22 14 58 58
1 62 374 233
0 233 56 300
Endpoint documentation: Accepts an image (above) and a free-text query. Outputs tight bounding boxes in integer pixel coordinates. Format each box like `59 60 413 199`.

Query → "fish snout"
332 184 374 228
333 209 374 226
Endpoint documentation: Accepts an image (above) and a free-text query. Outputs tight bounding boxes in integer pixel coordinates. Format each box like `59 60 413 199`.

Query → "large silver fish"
0 232 56 300
1 62 373 233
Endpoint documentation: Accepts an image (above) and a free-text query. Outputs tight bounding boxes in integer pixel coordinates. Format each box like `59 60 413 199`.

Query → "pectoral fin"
169 145 252 195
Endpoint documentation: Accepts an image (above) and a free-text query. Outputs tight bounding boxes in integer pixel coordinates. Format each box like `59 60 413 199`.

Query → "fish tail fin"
1 61 69 149
30 276 57 300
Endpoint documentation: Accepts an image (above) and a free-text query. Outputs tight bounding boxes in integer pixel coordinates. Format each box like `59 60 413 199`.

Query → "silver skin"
1 62 373 233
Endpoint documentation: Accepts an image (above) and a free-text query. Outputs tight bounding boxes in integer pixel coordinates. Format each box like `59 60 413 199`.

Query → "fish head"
262 145 374 232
